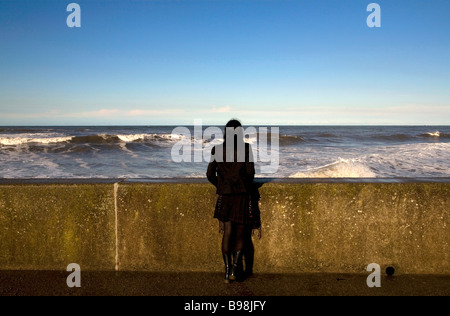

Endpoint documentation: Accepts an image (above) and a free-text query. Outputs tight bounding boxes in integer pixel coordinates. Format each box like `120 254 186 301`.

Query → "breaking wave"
290 158 377 178
0 136 73 146
419 131 450 138
0 133 184 146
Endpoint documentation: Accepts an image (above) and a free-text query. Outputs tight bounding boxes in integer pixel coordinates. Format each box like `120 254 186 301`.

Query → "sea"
0 126 449 179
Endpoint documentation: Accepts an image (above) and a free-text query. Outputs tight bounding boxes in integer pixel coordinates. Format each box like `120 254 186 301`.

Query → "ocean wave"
317 133 338 138
71 133 185 144
69 135 117 144
0 136 73 146
279 135 305 146
6 130 447 148
371 134 413 141
117 134 148 142
288 142 450 179
418 131 450 138
0 133 185 146
367 131 450 142
0 132 263 147
0 128 51 134
289 158 377 178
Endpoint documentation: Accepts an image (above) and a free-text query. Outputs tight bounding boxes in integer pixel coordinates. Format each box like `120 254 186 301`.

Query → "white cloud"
78 109 121 117
211 106 231 113
1 104 448 125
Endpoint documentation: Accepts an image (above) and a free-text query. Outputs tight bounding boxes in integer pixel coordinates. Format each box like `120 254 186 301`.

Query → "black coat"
206 142 255 195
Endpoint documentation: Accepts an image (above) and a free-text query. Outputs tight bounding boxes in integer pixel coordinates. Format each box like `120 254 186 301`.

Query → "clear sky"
0 0 449 125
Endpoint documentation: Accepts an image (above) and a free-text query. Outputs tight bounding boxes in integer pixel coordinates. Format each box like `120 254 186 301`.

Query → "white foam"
117 133 185 143
367 143 450 177
427 131 440 137
0 135 73 146
290 158 377 178
117 134 147 142
288 143 450 179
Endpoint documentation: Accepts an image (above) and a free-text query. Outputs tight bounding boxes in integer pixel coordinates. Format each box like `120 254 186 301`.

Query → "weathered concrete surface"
117 181 449 275
1 271 449 296
0 180 449 275
256 182 449 275
0 184 116 270
117 183 218 272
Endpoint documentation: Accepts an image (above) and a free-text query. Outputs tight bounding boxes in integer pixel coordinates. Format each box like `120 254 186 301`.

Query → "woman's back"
207 142 255 195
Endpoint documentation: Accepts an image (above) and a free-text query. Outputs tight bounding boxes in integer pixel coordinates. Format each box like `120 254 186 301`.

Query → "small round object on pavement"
386 266 395 276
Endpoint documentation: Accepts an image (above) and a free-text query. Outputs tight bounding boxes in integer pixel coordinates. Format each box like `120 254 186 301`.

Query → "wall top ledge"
0 178 449 185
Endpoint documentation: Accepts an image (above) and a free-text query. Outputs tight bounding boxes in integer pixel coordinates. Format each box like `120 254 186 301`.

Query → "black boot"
244 247 254 279
222 253 232 284
230 251 244 281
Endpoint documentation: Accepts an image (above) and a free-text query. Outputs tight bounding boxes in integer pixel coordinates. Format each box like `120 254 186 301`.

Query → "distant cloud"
211 106 231 113
0 104 448 125
125 109 185 116
28 108 187 118
78 109 121 117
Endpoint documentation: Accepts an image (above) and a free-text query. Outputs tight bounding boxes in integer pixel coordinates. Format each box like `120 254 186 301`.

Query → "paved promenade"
0 271 448 296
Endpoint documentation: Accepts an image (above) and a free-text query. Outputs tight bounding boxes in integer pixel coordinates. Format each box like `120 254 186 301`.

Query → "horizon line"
1 124 449 127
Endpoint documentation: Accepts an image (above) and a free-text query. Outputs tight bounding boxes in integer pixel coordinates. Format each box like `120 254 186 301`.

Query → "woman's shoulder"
211 144 225 154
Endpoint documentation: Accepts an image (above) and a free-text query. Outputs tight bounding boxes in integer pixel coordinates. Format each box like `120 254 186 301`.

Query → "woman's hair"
222 119 249 161
223 119 242 143
225 119 242 129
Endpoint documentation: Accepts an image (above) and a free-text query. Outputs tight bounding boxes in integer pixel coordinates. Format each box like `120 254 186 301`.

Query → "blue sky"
0 0 449 125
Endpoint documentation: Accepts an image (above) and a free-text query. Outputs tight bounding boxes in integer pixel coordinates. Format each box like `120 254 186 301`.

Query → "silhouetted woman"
207 119 261 283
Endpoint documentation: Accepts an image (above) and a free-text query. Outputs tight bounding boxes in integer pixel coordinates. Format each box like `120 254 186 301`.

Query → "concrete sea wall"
0 179 448 274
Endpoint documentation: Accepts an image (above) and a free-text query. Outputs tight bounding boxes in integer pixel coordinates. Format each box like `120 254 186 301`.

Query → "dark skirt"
214 193 261 229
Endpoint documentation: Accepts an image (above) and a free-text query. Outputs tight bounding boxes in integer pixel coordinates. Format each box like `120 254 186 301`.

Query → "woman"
207 119 261 283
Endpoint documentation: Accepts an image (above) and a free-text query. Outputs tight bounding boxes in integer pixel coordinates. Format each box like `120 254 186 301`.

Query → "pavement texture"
0 271 448 296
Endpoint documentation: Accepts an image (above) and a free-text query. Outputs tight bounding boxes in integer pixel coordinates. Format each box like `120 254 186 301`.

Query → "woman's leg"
222 221 233 254
234 223 246 252
221 221 233 283
230 223 245 281
243 226 254 276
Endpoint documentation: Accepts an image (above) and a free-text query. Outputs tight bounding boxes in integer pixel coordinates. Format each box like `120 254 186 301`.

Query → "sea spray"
290 158 377 178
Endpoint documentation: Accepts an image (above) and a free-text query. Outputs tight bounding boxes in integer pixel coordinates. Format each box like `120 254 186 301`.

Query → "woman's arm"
245 144 256 188
206 147 219 187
